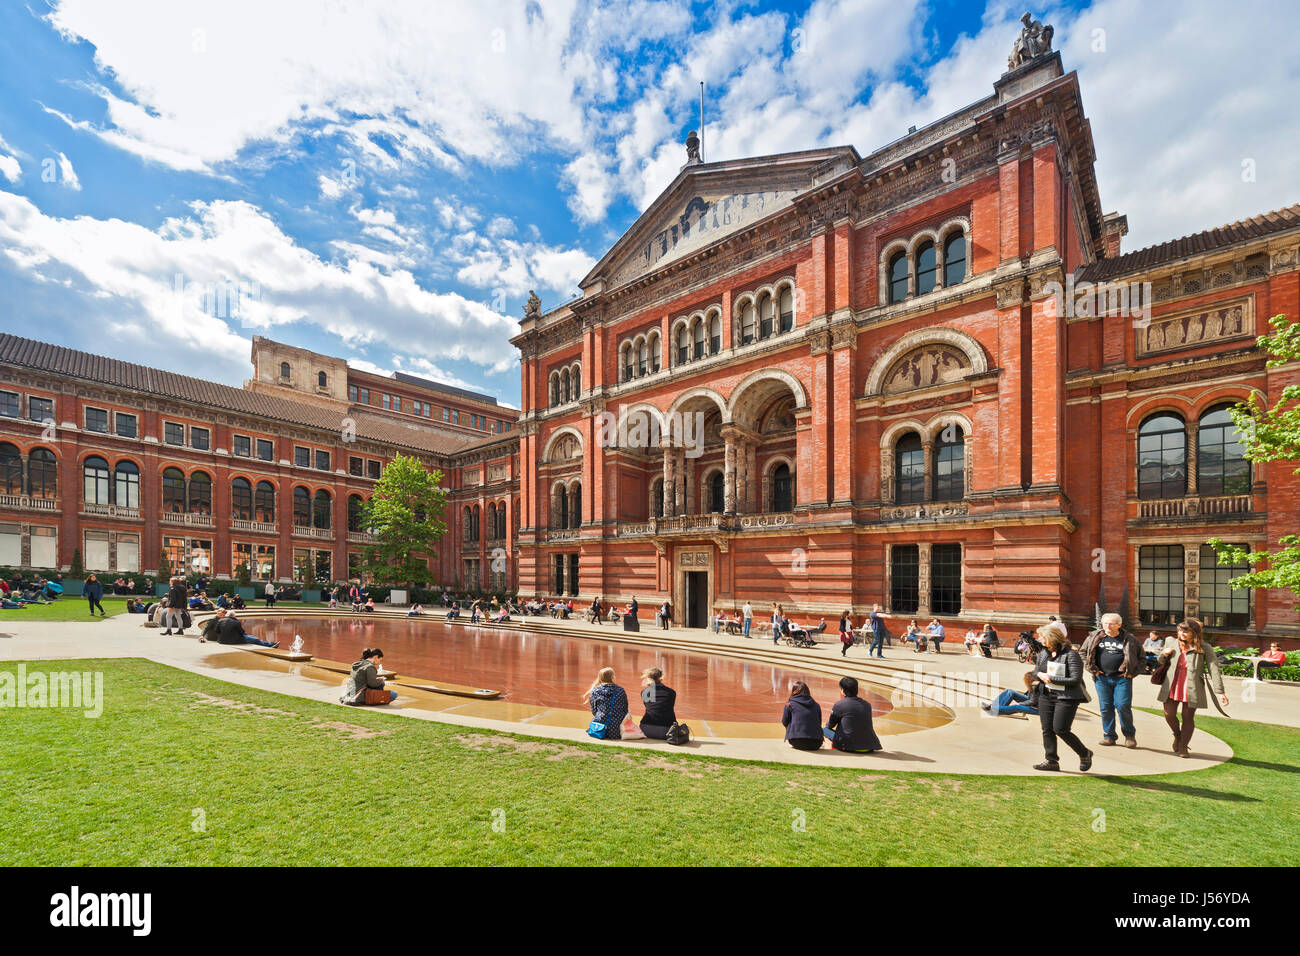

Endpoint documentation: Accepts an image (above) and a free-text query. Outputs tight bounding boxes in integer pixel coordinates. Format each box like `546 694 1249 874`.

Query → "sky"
0 0 1297 409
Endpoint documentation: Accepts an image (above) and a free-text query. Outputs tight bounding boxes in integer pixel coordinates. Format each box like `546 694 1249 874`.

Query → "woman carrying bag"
1155 617 1228 757
583 667 628 740
1031 621 1093 773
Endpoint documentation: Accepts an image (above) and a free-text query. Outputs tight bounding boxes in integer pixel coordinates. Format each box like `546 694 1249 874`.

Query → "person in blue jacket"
84 574 105 617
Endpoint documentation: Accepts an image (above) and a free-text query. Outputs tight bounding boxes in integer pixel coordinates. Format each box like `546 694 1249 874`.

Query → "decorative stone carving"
830 323 858 349
1007 12 1054 71
685 130 701 162
994 278 1025 310
1136 298 1253 357
881 346 972 394
1271 247 1298 272
546 433 581 463
523 290 541 321
865 327 989 397
881 502 970 521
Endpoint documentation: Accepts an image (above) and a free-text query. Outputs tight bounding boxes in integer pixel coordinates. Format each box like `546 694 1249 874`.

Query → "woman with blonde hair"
1156 618 1228 756
1031 621 1093 772
583 667 628 740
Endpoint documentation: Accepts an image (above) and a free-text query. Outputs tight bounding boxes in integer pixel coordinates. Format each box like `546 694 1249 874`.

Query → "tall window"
255 481 276 522
348 494 365 533
651 479 664 518
759 294 774 339
188 471 212 514
943 232 966 286
292 487 311 527
550 376 560 406
637 341 648 377
1199 544 1250 629
778 287 794 333
623 346 634 382
114 461 139 508
280 362 291 379
772 463 793 512
693 319 706 359
83 457 110 505
561 369 571 403
1137 413 1187 499
312 489 332 530
569 485 582 528
1197 404 1250 496
915 240 937 295
709 314 722 353
888 251 908 303
709 472 724 513
740 302 756 345
895 433 925 504
931 543 962 614
317 371 327 388
28 448 57 499
0 443 20 495
553 488 568 529
1138 545 1184 626
162 467 186 513
891 544 920 613
933 427 965 501
232 478 253 521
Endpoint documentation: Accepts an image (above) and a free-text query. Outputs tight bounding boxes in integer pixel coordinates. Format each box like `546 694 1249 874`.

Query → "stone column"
1185 428 1199 497
722 431 737 514
917 541 932 619
746 442 757 513
881 447 895 504
674 447 687 515
1183 543 1201 621
662 445 676 517
922 441 935 502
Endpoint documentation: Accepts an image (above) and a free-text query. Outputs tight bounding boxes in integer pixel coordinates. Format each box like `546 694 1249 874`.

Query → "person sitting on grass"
340 647 396 706
214 611 280 648
824 676 883 753
980 672 1041 717
126 599 147 613
583 667 628 740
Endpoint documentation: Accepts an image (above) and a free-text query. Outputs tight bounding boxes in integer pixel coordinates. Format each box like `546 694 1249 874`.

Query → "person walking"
263 580 276 608
1156 617 1228 757
1032 622 1093 772
590 595 602 626
742 600 753 638
1079 612 1144 748
164 576 189 635
838 610 854 657
84 574 106 617
868 604 887 658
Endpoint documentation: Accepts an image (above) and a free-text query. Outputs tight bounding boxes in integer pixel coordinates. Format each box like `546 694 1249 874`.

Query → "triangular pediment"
582 146 860 293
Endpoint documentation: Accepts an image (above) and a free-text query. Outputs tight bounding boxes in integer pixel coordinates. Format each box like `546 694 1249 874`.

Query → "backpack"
666 721 691 746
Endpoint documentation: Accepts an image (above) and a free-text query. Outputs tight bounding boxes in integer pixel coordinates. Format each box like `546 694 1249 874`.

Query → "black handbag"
665 721 691 746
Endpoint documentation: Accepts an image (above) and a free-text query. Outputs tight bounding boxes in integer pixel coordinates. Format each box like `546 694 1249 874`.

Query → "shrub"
69 548 84 579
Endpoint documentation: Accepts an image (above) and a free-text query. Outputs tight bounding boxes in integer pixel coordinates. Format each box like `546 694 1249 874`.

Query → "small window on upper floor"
944 233 967 286
318 371 328 388
280 362 291 380
778 288 794 334
888 251 909 304
916 241 937 295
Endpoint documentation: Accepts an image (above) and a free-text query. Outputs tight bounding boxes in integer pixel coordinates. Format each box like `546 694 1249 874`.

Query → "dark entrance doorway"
685 571 709 628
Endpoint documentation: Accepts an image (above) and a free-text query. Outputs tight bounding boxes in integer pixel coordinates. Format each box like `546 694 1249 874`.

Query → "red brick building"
510 50 1300 644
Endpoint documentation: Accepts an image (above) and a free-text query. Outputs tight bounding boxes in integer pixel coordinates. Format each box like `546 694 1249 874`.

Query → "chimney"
1101 212 1128 259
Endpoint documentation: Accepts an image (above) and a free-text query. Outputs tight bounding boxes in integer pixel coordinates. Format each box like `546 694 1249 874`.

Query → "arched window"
622 345 633 382
888 251 909 304
895 433 925 504
1198 404 1250 496
550 374 560 406
188 471 212 515
317 371 327 388
772 463 793 512
1137 413 1187 500
637 340 648 377
943 232 966 286
114 461 139 508
569 483 582 527
709 471 724 513
312 489 332 529
553 486 568 529
573 366 580 394
740 302 756 345
348 494 365 532
28 448 57 500
933 426 965 502
84 457 110 505
778 287 794 333
463 505 474 541
255 481 276 522
162 467 186 513
279 362 291 379
0 443 20 495
915 240 937 295
292 487 311 527
649 334 661 372
561 368 571 404
709 313 721 353
650 478 664 518
676 325 690 365
759 294 775 339
232 478 253 521
693 318 706 359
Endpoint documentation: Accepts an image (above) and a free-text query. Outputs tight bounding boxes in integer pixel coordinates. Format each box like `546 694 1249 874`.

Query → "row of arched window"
894 427 966 504
548 363 582 407
550 481 582 529
1138 404 1249 499
462 502 512 542
0 444 57 498
647 462 795 516
883 222 969 305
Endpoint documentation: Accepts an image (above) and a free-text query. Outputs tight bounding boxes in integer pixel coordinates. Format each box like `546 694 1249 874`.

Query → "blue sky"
1 0 1297 408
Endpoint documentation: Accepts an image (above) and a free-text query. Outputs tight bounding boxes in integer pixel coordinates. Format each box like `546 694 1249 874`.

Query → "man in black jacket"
1078 612 1144 748
823 676 883 753
214 612 278 648
164 577 188 635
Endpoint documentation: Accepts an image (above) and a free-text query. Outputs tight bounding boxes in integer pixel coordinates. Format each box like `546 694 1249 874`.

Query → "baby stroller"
1015 631 1043 663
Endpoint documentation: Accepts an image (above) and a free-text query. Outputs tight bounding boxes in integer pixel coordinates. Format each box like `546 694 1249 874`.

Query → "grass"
0 658 1296 866
0 595 134 623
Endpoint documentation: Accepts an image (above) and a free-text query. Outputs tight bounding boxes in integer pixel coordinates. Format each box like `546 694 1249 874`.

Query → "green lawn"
0 658 1295 866
0 595 134 623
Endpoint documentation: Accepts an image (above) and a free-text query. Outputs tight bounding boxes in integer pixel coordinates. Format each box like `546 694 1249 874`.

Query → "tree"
1210 314 1300 608
234 561 252 588
359 453 447 587
69 547 84 579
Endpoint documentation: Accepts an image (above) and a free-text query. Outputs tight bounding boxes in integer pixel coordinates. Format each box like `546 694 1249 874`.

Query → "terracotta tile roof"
0 333 490 458
1079 203 1300 282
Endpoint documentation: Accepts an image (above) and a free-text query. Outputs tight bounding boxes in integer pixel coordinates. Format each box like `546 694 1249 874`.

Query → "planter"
235 586 257 600
155 583 170 598
62 579 84 597
301 589 321 603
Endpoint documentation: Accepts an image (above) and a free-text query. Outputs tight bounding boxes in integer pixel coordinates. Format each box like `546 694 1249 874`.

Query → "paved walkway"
1 608 1290 775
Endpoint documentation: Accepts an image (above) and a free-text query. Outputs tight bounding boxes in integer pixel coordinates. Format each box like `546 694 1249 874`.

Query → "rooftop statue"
1008 12 1054 70
523 289 541 321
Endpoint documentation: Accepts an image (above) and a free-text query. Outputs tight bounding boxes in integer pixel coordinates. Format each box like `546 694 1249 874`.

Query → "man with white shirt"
742 600 753 637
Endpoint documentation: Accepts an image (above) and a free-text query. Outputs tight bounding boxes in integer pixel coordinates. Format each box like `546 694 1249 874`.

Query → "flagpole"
699 81 705 162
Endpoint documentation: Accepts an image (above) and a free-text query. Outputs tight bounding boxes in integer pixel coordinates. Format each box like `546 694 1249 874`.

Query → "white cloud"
0 155 19 184
56 152 81 190
317 174 345 200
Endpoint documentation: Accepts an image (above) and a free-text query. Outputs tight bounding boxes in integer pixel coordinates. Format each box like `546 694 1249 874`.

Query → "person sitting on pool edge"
583 667 628 740
782 680 824 750
824 676 883 753
341 647 397 706
213 611 280 648
639 667 678 739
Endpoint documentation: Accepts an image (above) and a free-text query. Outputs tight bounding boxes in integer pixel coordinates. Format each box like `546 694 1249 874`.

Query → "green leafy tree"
234 561 252 588
359 453 447 587
69 547 84 579
156 554 171 584
1211 315 1300 608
